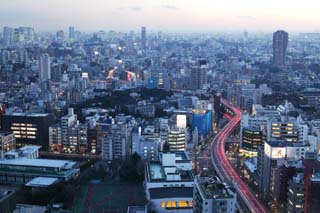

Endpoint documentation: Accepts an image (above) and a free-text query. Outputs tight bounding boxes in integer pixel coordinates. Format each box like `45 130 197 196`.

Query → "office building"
2 27 13 47
39 53 51 82
258 141 311 199
193 176 236 213
190 63 208 91
0 132 16 159
49 124 62 152
273 30 288 67
61 108 77 152
192 109 212 138
69 26 75 39
132 128 159 161
0 113 54 150
101 123 130 160
141 26 146 49
145 152 194 212
241 126 263 156
168 127 186 151
287 173 305 213
269 120 299 143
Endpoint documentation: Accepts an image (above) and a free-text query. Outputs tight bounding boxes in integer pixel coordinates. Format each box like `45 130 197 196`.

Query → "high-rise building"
273 30 288 67
2 27 13 47
56 30 64 40
39 53 51 82
69 26 75 39
141 26 146 49
190 61 208 91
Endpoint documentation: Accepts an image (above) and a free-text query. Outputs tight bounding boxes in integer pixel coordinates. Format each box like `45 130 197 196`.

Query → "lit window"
178 201 188 207
166 201 176 208
161 201 165 208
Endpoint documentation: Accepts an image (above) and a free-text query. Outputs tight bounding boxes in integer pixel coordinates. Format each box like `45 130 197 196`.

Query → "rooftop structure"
145 151 194 212
0 146 79 185
193 176 236 213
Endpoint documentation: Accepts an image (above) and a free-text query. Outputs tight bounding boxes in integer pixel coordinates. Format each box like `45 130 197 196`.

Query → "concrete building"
101 123 130 160
0 132 15 159
0 113 54 150
273 30 288 67
193 176 236 213
145 151 194 212
132 127 159 161
39 53 51 82
0 145 79 185
190 64 208 91
168 127 186 151
287 173 305 213
258 140 311 199
241 126 263 156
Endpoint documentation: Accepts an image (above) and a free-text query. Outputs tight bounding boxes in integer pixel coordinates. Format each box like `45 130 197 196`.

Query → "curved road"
210 99 266 213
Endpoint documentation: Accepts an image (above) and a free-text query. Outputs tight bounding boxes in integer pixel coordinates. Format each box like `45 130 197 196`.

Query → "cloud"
161 5 178 10
236 16 256 20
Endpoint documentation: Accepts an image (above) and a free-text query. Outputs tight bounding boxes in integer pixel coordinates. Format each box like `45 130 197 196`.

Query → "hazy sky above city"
1 0 320 32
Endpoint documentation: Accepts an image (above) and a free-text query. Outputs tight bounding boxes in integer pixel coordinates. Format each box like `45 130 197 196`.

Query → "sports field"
73 179 146 213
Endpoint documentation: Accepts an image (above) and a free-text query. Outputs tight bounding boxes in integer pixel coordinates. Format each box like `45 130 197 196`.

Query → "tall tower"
39 54 51 82
190 60 208 91
141 26 146 49
2 27 13 47
69 26 75 39
273 30 288 67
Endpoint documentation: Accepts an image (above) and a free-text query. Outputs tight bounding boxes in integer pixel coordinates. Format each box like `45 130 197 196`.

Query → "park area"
73 178 146 213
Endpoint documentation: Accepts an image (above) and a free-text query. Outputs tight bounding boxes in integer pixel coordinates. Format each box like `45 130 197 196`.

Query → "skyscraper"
141 26 146 49
2 27 13 47
190 60 208 90
39 53 51 82
273 30 288 67
69 26 75 39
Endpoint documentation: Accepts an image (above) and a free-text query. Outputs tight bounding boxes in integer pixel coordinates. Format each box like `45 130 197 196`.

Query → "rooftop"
0 158 76 169
149 187 193 199
25 177 60 188
6 112 49 117
197 176 234 200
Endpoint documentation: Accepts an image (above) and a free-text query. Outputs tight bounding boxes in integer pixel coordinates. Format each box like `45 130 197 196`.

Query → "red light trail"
210 99 266 213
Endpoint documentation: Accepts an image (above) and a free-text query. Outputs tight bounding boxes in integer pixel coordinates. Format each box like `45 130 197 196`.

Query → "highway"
210 99 266 213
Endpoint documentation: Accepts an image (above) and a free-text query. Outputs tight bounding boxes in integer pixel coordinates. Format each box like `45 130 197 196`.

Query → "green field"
73 179 146 213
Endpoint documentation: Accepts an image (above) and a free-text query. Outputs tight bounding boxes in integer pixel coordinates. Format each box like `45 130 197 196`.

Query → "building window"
161 201 165 208
178 201 188 207
166 201 176 208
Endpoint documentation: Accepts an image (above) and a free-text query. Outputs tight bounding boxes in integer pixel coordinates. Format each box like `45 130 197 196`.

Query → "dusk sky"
1 0 320 32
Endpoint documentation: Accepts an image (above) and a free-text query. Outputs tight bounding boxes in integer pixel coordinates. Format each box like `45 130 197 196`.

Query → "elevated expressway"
210 99 266 213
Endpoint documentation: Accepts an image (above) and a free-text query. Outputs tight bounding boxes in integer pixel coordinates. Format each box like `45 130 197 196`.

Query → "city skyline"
1 0 320 32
